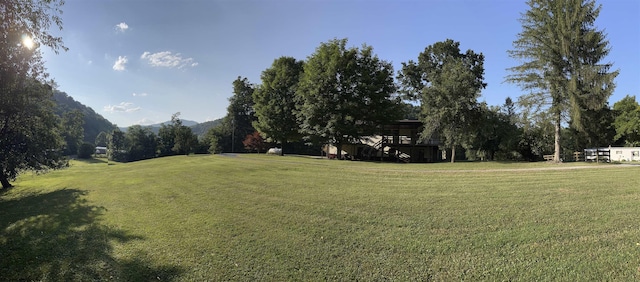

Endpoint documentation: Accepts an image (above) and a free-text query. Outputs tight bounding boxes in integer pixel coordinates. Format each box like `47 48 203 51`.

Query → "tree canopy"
297 38 403 159
613 95 640 146
253 57 304 155
398 39 486 162
0 0 68 188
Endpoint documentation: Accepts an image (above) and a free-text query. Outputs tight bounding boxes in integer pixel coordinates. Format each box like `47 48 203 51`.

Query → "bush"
78 142 95 159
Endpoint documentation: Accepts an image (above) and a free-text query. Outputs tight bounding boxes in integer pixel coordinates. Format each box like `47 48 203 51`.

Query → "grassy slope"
2 155 640 280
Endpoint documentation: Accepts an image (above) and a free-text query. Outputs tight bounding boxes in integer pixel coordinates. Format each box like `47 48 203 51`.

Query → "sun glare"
22 35 35 49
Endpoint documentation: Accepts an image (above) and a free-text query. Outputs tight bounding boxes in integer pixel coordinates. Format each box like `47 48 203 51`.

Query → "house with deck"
325 120 442 163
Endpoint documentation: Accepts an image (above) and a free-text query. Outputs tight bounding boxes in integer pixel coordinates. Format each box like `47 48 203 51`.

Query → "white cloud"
140 51 198 69
132 92 148 97
103 102 141 113
136 118 155 125
113 56 128 71
115 22 129 32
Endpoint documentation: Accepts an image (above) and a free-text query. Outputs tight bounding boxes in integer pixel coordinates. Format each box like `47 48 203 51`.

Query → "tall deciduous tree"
157 113 181 157
158 113 198 156
612 95 640 146
172 125 198 155
0 0 68 188
297 38 403 159
398 39 486 162
125 125 157 161
107 129 127 162
507 0 618 162
253 57 304 155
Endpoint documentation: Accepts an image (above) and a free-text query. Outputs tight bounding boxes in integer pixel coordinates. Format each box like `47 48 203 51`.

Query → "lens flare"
22 35 35 49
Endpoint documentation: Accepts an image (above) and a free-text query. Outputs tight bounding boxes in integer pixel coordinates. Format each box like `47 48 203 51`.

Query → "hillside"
119 118 221 136
190 118 223 137
147 119 199 127
52 90 117 143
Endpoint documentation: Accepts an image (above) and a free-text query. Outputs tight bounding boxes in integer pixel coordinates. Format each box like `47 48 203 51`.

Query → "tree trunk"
554 113 561 163
336 143 343 160
0 174 12 189
280 140 286 156
450 145 456 163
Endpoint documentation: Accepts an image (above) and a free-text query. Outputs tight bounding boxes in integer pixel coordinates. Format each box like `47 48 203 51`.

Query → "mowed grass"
2 154 640 280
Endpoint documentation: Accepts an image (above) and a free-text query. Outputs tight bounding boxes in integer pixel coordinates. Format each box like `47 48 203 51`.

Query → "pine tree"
507 0 618 162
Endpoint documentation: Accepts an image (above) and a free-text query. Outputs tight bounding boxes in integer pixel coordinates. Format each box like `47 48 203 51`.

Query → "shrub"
78 142 95 159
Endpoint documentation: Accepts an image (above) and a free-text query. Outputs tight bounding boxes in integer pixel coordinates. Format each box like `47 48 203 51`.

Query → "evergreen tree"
507 0 618 162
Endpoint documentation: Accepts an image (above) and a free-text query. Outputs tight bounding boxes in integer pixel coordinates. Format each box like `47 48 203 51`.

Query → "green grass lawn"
2 154 640 281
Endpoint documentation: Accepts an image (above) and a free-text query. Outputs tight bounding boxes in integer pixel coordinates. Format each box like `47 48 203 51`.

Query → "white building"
609 147 640 162
585 147 640 162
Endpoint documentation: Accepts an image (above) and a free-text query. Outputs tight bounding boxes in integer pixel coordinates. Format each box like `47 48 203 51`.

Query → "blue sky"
42 0 639 127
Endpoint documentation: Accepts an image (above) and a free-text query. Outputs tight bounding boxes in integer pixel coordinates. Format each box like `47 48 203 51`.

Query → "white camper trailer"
584 147 640 162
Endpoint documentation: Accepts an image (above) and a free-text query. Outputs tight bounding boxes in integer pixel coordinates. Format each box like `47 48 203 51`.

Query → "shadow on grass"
74 157 109 164
0 189 183 281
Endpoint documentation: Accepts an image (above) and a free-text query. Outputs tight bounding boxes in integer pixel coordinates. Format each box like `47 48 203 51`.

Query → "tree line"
206 0 631 163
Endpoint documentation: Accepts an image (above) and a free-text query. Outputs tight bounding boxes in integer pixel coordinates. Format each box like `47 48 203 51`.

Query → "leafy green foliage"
399 39 486 162
203 122 230 154
125 125 158 161
565 106 616 153
253 57 304 151
157 113 198 156
205 77 257 154
467 101 522 161
297 38 403 158
172 124 198 155
0 0 68 188
60 109 84 155
612 95 640 146
507 0 618 162
227 77 257 152
77 142 95 159
107 129 127 162
0 81 67 188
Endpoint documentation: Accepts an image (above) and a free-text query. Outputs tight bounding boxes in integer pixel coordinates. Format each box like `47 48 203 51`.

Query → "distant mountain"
191 118 224 137
119 119 223 137
52 90 117 143
147 119 199 127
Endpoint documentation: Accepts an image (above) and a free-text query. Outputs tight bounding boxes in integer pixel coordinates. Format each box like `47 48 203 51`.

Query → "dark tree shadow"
73 157 108 164
0 189 184 281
